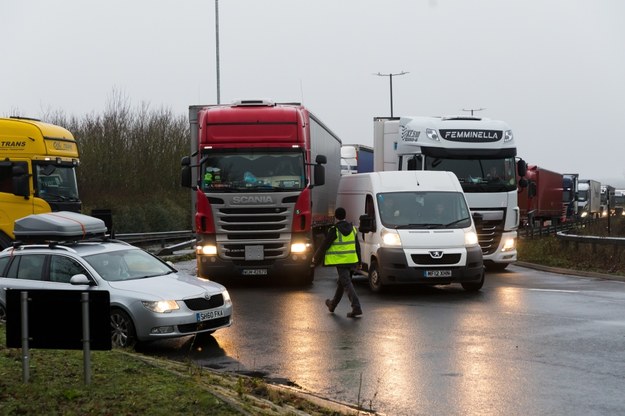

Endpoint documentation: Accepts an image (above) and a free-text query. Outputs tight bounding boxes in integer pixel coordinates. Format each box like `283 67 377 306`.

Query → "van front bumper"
374 246 484 286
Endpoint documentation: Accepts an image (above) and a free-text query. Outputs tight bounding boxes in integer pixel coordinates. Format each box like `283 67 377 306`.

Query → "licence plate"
424 270 452 278
242 269 268 276
196 309 224 322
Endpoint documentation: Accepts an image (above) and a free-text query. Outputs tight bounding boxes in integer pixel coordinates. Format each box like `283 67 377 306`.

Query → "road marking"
529 289 580 293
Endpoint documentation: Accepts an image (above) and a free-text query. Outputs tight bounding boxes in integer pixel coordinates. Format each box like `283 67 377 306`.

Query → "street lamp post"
375 71 408 117
215 0 221 104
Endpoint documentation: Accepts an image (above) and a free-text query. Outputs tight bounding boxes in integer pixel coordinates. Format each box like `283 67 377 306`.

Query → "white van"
336 171 484 292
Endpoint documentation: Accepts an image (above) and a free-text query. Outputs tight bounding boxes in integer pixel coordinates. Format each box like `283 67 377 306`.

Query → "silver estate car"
0 239 233 347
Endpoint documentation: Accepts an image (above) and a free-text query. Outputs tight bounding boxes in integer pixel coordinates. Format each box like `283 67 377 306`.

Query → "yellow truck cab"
0 117 81 248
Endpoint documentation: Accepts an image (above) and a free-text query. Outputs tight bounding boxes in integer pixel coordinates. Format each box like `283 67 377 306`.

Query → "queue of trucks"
3 102 624 292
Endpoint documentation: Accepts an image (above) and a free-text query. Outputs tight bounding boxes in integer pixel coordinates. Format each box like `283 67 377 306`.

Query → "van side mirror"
358 214 375 233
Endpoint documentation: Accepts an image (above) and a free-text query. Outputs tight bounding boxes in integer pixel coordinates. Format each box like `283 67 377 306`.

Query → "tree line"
47 95 192 233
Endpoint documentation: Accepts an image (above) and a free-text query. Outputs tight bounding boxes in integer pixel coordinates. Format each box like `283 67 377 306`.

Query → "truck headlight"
501 237 516 252
197 244 217 255
381 229 402 246
291 242 310 253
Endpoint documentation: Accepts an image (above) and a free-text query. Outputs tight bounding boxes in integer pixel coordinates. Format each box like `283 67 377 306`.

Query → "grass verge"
0 325 353 415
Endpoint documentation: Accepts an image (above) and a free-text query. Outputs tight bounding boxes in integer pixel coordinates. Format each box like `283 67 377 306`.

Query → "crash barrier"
556 231 625 256
519 217 598 239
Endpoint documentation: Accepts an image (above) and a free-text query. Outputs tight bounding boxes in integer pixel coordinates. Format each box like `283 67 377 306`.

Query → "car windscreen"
84 249 174 281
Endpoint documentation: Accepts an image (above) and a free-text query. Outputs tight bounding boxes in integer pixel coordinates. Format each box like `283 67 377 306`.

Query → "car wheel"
461 270 485 292
0 303 6 324
110 309 136 348
368 261 384 293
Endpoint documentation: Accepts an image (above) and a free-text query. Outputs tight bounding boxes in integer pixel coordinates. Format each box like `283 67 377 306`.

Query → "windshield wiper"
445 217 471 227
394 223 443 229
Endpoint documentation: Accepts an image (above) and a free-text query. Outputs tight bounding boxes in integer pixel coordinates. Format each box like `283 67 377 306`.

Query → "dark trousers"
331 266 361 311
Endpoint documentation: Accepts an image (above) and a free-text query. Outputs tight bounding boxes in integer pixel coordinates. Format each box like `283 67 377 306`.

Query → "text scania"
231 196 274 204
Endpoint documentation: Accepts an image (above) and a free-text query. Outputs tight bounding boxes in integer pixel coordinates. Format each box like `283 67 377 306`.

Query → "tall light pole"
375 71 408 117
215 0 221 104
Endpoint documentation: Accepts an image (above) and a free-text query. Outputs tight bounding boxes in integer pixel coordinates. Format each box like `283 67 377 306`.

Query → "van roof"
338 171 462 193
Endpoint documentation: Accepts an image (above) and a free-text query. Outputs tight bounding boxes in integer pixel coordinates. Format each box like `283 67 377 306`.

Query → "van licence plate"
424 270 452 278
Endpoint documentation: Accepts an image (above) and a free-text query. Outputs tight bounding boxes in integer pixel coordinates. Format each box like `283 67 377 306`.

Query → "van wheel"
368 261 384 293
461 270 485 292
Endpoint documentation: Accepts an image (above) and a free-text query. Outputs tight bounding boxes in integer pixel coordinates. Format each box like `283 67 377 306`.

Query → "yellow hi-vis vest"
324 226 359 266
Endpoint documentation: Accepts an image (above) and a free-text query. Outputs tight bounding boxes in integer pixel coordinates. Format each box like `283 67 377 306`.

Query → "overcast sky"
2 0 624 186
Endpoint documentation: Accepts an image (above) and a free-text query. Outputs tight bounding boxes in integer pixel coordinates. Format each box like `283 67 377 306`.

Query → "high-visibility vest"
324 226 359 266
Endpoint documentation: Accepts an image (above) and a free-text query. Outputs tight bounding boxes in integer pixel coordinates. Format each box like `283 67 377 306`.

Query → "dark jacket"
312 220 362 266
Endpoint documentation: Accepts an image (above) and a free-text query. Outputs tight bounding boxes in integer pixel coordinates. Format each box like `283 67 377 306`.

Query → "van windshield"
377 191 471 229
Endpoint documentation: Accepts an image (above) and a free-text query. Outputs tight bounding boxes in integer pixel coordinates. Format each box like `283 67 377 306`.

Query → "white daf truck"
373 116 527 271
336 170 485 292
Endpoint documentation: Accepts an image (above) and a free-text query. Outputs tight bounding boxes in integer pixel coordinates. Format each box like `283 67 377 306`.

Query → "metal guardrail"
114 230 195 256
556 231 625 254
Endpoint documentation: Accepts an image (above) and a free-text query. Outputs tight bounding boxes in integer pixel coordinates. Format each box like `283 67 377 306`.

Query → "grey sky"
2 0 624 186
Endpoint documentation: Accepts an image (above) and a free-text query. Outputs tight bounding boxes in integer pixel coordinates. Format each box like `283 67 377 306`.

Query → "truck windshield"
377 191 471 229
200 151 305 192
406 156 517 193
35 164 80 201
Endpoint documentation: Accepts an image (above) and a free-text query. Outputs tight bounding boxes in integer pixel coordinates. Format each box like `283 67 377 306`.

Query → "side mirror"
181 165 192 188
70 274 94 285
528 181 537 198
11 163 30 198
315 154 327 165
313 164 325 187
472 212 483 225
517 158 527 177
518 178 528 188
358 214 375 233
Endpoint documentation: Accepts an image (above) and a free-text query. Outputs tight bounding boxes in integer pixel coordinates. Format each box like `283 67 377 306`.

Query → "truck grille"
476 219 504 255
215 204 293 260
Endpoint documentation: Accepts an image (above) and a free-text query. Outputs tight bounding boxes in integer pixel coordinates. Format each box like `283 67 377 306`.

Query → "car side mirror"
70 274 94 285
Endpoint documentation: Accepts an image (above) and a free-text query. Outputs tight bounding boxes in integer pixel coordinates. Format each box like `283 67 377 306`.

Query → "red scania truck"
181 100 342 284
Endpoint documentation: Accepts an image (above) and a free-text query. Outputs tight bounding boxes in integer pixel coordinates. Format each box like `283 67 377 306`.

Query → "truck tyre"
461 270 485 292
368 261 385 293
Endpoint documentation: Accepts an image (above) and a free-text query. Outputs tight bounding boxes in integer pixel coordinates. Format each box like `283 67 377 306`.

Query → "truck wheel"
368 261 385 293
461 271 485 292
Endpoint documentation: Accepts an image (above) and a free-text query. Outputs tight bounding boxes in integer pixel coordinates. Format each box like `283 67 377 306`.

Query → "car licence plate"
424 270 452 278
196 309 224 322
242 269 268 276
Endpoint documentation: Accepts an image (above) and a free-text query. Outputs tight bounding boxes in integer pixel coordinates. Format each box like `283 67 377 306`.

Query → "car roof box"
14 211 107 241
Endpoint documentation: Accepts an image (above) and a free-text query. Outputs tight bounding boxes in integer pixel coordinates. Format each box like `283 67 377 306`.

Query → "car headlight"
426 128 440 141
381 229 401 246
142 300 180 313
222 290 232 304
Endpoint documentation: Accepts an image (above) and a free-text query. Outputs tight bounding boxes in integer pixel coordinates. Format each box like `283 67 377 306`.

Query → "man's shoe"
325 299 335 313
346 309 362 318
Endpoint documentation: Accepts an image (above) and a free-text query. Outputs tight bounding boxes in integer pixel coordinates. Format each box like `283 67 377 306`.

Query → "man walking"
312 207 363 318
